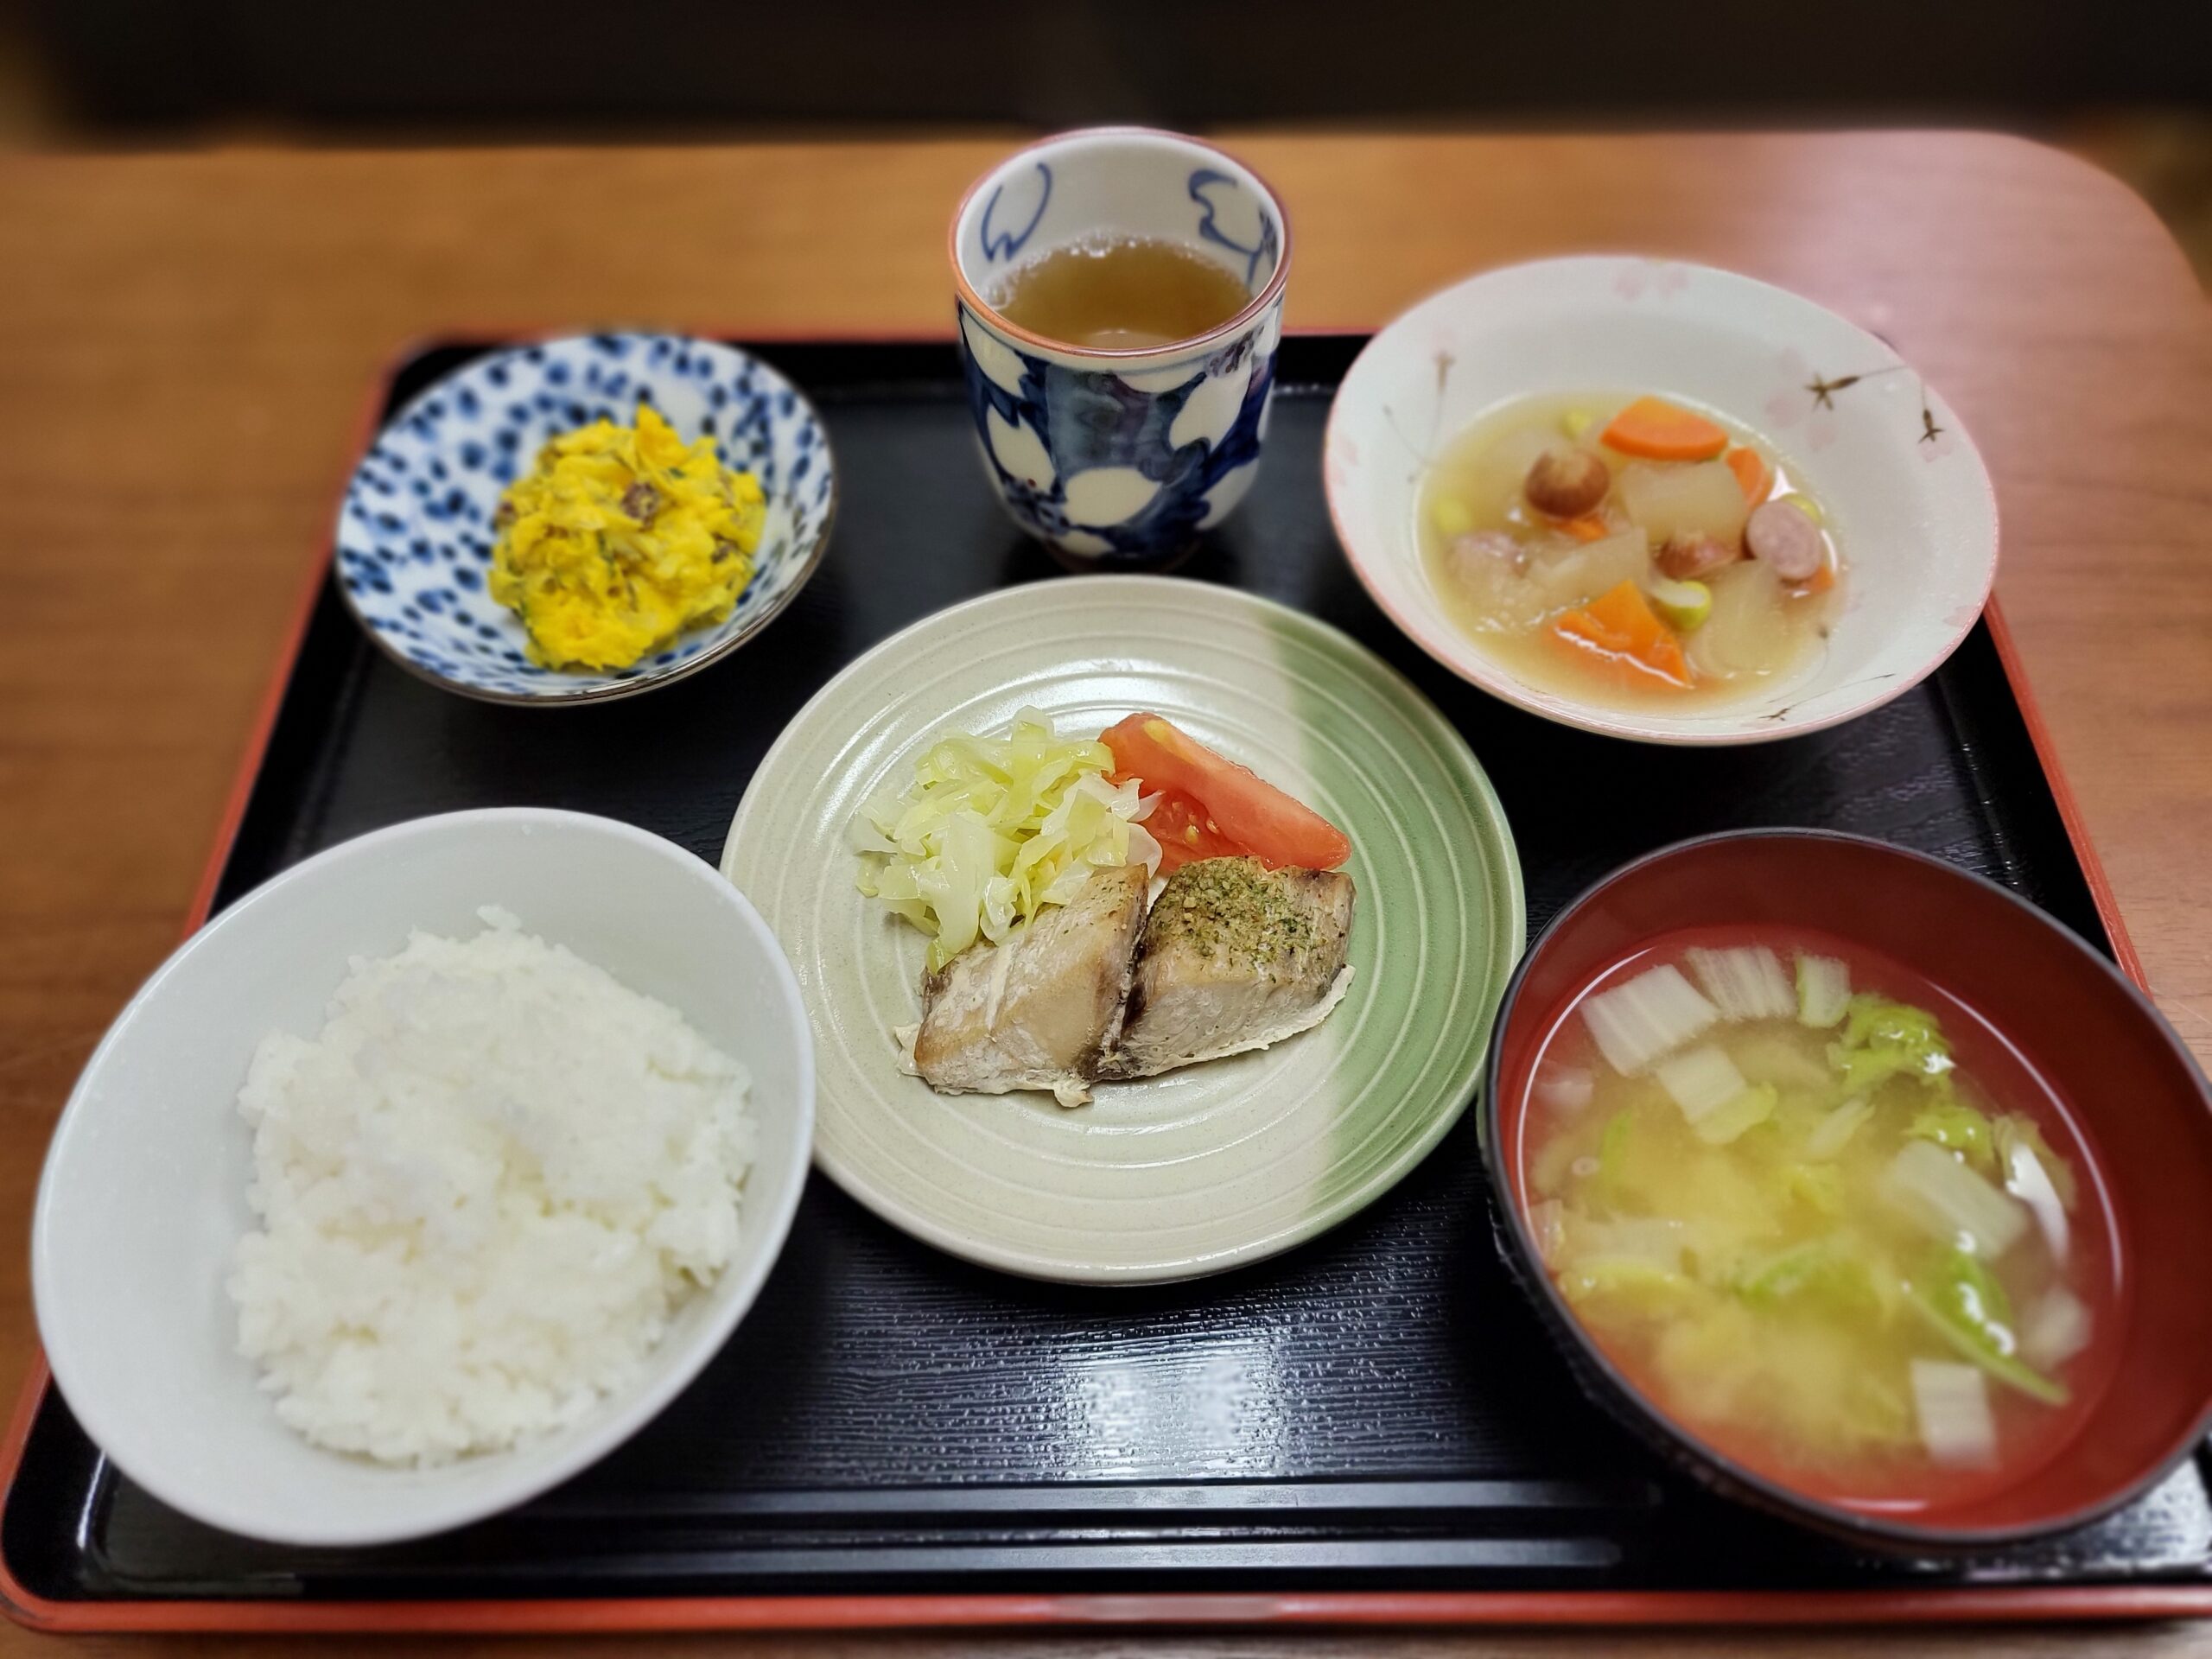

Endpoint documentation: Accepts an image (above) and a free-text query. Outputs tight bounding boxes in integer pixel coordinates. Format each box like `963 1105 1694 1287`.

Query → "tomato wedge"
1102 714 1352 871
1138 788 1248 874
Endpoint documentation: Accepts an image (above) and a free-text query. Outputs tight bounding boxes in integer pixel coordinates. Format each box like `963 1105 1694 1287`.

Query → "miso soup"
1518 928 2120 1511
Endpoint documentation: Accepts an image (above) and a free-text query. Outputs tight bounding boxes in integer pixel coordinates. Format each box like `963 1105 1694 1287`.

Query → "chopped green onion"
1646 577 1712 631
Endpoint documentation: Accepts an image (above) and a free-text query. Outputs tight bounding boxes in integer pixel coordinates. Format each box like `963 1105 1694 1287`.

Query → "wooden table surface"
1 130 2208 1654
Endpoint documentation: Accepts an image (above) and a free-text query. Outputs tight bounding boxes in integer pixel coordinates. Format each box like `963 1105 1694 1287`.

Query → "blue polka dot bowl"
333 332 835 704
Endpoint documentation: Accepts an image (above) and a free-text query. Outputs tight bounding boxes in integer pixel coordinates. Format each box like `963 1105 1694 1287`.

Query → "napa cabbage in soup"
1520 930 2119 1511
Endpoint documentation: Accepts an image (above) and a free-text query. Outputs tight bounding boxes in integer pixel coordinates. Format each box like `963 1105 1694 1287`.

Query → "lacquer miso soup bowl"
1480 830 2212 1552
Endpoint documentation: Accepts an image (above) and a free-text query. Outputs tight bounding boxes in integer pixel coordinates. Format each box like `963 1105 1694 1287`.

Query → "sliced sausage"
1744 499 1825 583
1656 531 1738 582
1524 445 1611 520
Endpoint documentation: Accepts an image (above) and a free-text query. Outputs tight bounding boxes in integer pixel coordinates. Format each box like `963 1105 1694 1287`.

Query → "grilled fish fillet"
1100 857 1355 1080
906 864 1148 1108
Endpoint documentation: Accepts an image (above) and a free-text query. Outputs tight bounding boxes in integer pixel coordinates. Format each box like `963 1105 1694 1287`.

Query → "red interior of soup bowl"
1484 830 2212 1549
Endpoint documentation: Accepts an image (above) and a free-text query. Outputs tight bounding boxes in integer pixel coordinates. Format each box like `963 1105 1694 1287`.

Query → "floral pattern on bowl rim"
334 332 835 705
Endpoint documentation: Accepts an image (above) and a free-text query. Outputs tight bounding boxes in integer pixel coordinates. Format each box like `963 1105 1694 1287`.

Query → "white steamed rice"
226 906 754 1466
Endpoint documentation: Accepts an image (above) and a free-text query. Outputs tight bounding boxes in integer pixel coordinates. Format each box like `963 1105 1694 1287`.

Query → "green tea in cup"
950 127 1290 562
989 233 1255 353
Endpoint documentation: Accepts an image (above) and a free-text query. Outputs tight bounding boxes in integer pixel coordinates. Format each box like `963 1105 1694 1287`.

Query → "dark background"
8 0 2209 137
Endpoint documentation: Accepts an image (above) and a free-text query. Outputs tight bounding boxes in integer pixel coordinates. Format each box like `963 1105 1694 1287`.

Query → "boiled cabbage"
1908 1246 2068 1405
1906 1100 1998 1173
1827 993 1957 1095
852 709 1162 969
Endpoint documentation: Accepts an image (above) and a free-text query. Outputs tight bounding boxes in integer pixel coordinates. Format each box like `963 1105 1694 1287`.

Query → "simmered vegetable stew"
1421 393 1844 709
1520 931 2120 1511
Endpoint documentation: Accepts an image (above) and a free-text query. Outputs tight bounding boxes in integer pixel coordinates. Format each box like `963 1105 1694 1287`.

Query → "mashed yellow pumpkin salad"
489 404 766 671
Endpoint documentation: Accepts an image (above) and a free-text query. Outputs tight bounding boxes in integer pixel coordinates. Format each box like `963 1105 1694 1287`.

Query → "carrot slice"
1551 580 1694 689
1725 445 1772 505
1559 513 1613 543
1600 397 1730 461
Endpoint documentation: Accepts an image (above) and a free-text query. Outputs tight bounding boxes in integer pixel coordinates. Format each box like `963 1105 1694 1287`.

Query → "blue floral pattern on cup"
334 333 835 703
951 130 1289 563
957 299 1282 559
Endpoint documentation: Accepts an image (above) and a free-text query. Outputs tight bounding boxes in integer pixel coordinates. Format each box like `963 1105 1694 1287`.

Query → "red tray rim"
1 327 2191 1636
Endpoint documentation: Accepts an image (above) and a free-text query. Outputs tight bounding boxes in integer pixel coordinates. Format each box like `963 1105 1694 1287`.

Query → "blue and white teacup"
950 128 1290 563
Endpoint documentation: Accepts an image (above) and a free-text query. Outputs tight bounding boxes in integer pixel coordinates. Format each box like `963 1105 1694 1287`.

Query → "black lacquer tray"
6 336 2206 1634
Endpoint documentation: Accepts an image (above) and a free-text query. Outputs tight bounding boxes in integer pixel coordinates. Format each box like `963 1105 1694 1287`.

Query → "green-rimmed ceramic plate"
721 576 1522 1283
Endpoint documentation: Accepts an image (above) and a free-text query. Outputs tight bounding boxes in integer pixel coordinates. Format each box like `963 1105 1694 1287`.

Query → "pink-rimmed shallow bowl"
1325 257 1999 745
1481 830 2212 1552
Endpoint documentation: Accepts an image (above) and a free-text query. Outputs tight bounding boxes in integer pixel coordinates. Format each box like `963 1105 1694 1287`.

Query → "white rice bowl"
34 808 814 1547
228 908 757 1466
